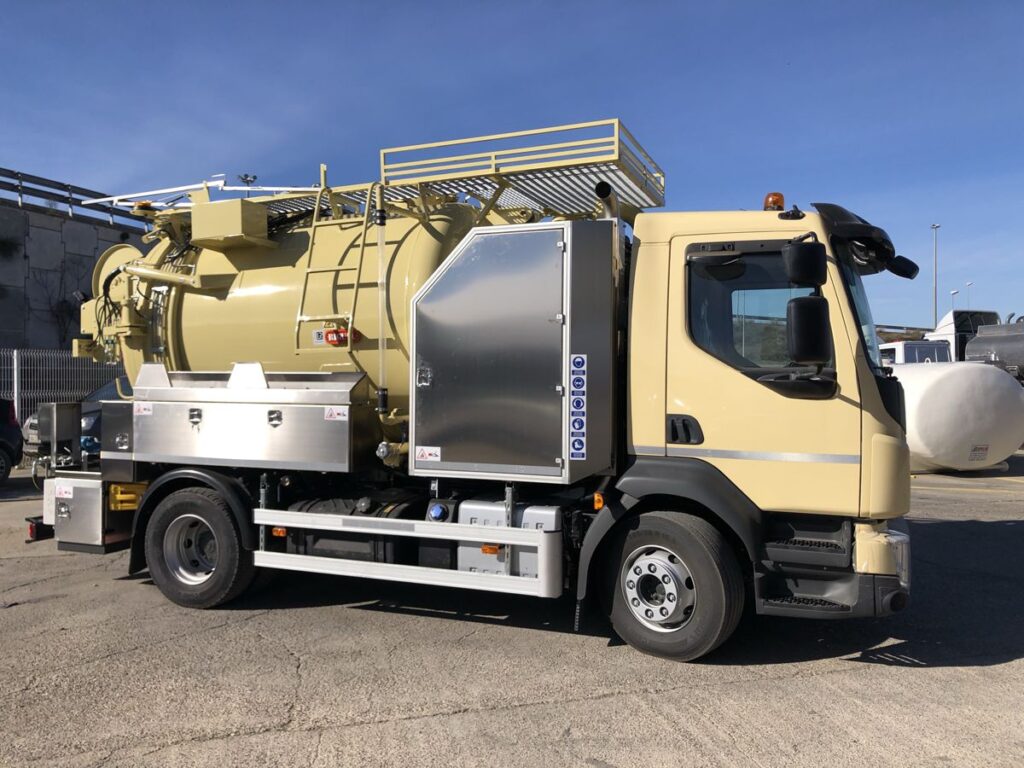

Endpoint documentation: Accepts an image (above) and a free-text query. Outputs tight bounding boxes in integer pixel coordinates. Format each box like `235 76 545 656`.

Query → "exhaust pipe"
595 181 618 221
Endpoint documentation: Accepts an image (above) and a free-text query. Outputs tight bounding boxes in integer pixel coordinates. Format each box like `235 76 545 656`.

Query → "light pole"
931 224 941 328
966 281 973 311
950 289 959 312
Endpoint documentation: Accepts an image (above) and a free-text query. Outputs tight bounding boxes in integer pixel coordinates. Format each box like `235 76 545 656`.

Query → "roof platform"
81 119 665 223
374 118 665 218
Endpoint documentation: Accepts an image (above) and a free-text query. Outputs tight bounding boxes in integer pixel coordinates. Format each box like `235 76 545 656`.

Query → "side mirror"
887 255 919 280
782 240 827 287
787 295 832 366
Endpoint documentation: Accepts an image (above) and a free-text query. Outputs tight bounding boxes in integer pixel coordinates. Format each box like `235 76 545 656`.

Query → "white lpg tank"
894 362 1024 472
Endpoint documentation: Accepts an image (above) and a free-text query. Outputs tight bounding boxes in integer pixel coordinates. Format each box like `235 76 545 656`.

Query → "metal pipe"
595 181 618 220
375 186 389 413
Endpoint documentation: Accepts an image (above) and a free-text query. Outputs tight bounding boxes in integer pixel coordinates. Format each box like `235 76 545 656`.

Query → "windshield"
834 241 882 368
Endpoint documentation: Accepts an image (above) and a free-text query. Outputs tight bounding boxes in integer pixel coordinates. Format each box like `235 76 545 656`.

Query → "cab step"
763 514 851 568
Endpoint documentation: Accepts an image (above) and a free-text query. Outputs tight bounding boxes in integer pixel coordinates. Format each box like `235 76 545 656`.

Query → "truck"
33 119 917 660
879 339 952 365
925 308 1001 362
964 314 1024 384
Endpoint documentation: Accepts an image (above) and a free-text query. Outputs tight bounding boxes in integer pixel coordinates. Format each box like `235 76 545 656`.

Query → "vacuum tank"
895 362 1024 472
79 197 479 414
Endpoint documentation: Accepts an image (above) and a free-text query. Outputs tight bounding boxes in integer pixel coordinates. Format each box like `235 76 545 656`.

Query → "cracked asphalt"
2 459 1024 768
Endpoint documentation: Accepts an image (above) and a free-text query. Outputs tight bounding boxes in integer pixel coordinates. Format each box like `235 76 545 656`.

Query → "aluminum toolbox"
44 472 131 553
409 220 615 484
106 362 378 473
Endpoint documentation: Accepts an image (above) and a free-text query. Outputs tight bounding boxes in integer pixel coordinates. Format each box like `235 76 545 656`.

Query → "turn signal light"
763 192 785 211
593 491 605 510
480 543 501 555
271 527 288 538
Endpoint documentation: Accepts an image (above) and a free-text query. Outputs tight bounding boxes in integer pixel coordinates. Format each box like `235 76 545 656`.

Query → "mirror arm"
790 231 819 244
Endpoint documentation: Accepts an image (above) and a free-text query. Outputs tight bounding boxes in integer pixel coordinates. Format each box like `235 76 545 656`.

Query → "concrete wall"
0 202 145 349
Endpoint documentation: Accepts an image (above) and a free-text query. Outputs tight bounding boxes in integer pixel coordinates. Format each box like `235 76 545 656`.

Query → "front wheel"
145 487 255 608
606 511 744 660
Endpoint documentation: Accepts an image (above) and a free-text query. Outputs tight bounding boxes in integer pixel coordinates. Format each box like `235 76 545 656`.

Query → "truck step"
762 515 852 568
760 595 850 612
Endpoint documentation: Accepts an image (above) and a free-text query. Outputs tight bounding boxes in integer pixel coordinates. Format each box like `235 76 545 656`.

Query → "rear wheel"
145 487 254 608
606 511 744 660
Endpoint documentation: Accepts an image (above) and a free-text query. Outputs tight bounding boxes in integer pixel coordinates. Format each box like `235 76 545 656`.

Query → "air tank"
82 201 479 414
894 362 1024 472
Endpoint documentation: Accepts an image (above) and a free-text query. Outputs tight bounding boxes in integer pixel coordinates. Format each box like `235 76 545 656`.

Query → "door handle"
666 414 704 445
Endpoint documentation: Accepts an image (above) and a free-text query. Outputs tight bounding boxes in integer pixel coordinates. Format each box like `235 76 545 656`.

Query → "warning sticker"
968 444 989 462
312 329 326 346
133 402 153 416
324 406 349 421
55 483 74 499
416 445 442 462
569 354 587 460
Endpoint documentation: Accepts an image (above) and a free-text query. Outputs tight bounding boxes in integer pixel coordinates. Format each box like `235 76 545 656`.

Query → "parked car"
0 399 24 484
21 377 132 459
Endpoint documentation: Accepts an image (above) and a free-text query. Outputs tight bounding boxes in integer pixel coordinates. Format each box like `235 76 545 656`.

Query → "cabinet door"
414 228 565 476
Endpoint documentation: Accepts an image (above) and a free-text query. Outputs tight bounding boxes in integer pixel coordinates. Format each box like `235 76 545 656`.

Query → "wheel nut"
661 575 670 584
633 566 642 575
648 564 656 573
626 580 635 589
645 609 654 618
660 607 668 616
632 598 640 607
667 593 676 602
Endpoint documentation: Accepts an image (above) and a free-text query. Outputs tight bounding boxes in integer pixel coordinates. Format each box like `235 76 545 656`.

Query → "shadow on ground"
0 476 42 503
189 515 1024 669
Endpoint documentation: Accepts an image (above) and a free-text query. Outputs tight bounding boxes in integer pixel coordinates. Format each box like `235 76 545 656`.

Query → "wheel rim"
163 514 218 586
620 544 696 633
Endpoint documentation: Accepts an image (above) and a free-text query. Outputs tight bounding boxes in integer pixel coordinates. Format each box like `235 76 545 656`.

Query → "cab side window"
688 252 826 374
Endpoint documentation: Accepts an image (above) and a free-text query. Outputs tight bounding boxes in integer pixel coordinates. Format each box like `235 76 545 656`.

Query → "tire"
606 511 744 661
0 448 11 485
145 487 255 608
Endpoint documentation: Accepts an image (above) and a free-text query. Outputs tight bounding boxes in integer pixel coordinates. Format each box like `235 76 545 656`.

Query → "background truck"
35 119 916 660
879 339 952 365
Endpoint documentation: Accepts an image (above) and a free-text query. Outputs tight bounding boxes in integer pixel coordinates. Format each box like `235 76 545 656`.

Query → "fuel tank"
81 200 479 413
894 362 1024 472
965 320 1024 381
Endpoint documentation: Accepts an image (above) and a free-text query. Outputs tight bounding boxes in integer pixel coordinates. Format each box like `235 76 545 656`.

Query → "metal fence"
0 348 125 423
0 167 147 232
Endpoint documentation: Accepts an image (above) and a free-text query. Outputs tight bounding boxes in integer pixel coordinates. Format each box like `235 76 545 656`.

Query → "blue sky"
3 1 1021 327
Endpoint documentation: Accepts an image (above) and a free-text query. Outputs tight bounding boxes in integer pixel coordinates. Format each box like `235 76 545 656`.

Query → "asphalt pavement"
1 461 1023 767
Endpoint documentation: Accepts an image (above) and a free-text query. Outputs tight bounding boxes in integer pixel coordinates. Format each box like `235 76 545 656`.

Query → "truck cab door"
660 234 862 516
